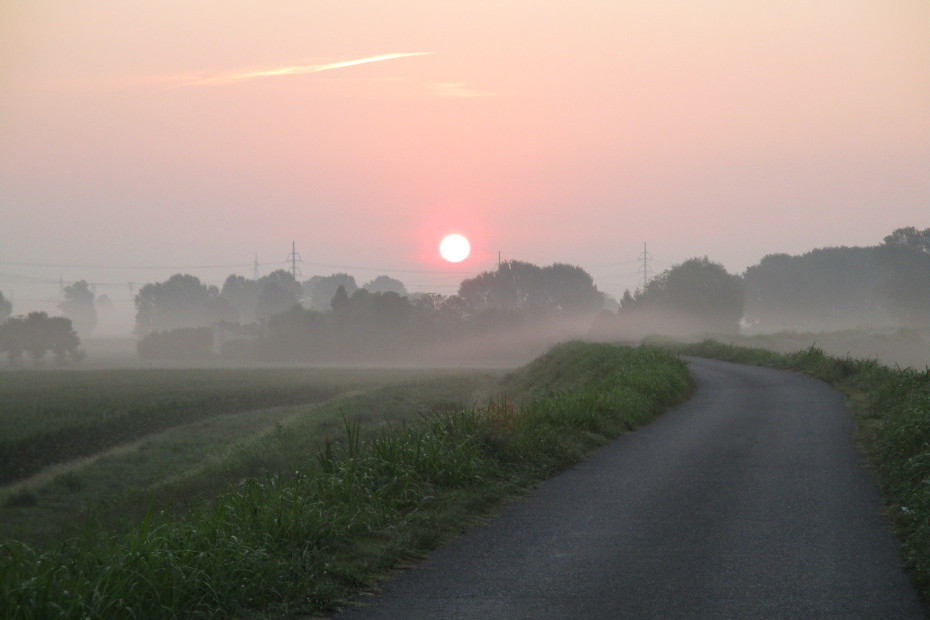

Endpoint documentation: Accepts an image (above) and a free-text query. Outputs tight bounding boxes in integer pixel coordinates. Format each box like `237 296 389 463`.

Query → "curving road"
333 357 925 619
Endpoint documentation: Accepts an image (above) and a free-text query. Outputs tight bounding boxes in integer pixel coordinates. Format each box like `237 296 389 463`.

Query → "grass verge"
677 339 930 603
0 343 692 618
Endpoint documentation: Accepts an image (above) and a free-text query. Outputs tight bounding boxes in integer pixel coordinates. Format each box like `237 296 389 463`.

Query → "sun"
439 234 471 263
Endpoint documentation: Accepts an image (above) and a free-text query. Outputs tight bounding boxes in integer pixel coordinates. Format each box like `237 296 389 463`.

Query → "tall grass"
0 343 692 618
680 339 930 601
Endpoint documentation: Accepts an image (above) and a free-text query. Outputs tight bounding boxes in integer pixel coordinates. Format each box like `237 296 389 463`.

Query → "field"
0 365 501 546
0 343 694 617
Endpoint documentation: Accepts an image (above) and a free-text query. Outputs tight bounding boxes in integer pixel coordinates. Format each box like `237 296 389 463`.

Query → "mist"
2 228 929 370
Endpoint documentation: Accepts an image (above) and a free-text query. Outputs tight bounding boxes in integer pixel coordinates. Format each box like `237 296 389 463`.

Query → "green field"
0 365 501 546
0 342 693 618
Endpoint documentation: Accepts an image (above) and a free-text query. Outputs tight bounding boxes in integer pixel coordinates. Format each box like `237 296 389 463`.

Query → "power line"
1 259 475 277
0 261 255 270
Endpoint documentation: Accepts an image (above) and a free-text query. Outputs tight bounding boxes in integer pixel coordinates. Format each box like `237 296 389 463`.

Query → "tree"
0 290 11 323
221 275 260 322
743 248 884 331
305 274 358 311
60 280 97 337
542 263 605 314
330 285 350 315
46 315 82 363
623 257 744 334
254 270 302 320
883 226 930 253
742 230 930 331
0 315 26 364
264 305 330 360
458 261 605 319
363 275 407 296
877 243 930 324
0 312 82 365
370 291 410 327
134 274 235 335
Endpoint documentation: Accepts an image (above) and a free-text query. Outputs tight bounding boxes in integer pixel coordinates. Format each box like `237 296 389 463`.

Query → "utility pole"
640 242 652 291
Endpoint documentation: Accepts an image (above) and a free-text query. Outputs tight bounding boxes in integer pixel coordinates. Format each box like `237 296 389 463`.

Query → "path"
333 357 925 618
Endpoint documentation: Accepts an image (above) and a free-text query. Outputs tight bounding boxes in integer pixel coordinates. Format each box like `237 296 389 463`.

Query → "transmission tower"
285 241 303 280
252 254 260 280
639 242 652 291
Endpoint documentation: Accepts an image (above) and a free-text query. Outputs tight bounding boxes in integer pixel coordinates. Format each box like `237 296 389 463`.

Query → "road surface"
333 357 925 619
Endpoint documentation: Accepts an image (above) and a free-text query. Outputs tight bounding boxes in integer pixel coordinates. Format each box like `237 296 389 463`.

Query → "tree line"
134 261 608 362
603 226 930 338
742 227 930 331
2 226 927 364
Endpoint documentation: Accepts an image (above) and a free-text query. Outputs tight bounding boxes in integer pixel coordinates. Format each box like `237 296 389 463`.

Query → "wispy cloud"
170 52 433 88
432 81 496 98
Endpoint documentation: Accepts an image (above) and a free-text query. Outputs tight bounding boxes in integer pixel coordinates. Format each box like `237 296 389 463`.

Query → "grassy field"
677 339 930 605
0 342 693 618
0 366 501 546
0 366 434 483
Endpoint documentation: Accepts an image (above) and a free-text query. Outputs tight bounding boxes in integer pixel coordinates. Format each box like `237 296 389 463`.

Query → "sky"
2 1 929 334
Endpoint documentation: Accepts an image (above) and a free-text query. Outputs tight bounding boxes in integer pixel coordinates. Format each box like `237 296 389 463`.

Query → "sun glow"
439 234 470 263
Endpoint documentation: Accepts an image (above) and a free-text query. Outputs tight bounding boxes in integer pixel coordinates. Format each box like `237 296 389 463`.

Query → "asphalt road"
332 357 925 619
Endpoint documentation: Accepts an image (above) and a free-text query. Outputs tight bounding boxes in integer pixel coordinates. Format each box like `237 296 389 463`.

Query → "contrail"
179 52 433 87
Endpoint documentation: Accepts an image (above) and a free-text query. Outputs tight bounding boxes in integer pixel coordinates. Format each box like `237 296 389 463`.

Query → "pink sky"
1 1 929 332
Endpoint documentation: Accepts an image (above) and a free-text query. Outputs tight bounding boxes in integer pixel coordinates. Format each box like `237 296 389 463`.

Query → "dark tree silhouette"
883 226 930 253
0 290 11 323
744 229 930 330
458 261 605 319
363 275 407 296
305 273 358 311
0 312 82 365
221 274 260 322
59 280 97 337
622 257 744 334
330 285 350 315
134 274 235 335
254 270 303 320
